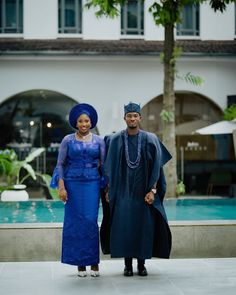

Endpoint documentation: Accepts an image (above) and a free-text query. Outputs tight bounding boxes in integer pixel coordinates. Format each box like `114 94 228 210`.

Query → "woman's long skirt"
62 178 100 266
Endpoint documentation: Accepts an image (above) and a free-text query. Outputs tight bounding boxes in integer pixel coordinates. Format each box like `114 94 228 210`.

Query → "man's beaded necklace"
123 129 142 169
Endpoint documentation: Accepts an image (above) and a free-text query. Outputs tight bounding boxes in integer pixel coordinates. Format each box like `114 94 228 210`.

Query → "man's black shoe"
124 266 133 277
138 266 148 276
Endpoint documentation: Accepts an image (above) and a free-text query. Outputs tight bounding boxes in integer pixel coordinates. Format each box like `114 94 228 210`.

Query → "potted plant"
0 148 46 201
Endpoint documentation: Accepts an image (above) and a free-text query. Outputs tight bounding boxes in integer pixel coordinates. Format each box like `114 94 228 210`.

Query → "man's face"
124 112 141 128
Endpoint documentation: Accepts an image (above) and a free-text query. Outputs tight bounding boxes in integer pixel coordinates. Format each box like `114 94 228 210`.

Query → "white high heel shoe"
90 270 100 277
78 270 87 277
90 265 100 277
77 266 87 277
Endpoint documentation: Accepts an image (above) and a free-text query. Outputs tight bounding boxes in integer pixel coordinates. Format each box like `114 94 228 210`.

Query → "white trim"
176 36 201 40
0 33 24 38
174 26 201 40
119 35 144 40
57 33 83 38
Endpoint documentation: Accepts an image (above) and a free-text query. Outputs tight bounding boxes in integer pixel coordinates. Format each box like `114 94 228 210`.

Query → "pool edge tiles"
169 220 236 226
0 222 63 229
1 220 236 229
1 220 236 261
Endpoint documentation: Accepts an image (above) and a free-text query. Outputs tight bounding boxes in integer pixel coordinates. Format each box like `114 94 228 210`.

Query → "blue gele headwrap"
124 102 141 115
69 103 98 129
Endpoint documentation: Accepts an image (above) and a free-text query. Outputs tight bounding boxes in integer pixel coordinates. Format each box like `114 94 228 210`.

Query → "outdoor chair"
207 171 232 195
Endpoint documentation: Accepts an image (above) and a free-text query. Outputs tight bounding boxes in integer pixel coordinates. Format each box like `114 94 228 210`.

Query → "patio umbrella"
195 119 236 135
195 119 236 158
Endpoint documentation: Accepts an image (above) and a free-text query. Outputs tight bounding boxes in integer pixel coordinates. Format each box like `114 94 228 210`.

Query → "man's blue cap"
124 102 141 115
69 103 98 129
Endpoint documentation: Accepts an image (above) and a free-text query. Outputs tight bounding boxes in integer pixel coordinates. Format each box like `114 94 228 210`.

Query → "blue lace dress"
50 133 106 266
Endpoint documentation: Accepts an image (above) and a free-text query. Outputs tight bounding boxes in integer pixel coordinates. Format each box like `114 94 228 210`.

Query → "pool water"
165 198 236 220
0 201 64 223
0 198 236 223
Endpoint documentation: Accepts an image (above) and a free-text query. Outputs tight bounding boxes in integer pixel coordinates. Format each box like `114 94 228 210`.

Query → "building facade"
0 0 236 195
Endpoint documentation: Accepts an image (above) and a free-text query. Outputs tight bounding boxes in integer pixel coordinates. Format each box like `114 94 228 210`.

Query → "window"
58 0 82 34
121 0 144 35
177 4 199 36
0 0 23 33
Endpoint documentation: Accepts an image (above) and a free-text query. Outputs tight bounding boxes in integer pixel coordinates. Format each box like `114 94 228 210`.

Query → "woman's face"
76 114 91 134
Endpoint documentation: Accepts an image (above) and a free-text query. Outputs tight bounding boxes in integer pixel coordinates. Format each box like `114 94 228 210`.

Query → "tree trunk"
162 23 177 198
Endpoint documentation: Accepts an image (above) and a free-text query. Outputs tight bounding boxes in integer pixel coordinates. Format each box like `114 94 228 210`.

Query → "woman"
50 103 106 277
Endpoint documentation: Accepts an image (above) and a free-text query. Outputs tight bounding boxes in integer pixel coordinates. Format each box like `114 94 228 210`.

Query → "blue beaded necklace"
123 129 142 169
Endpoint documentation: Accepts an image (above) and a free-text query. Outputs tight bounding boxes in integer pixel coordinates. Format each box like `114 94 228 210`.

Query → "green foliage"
160 109 174 122
170 46 183 66
149 0 233 27
160 52 164 63
223 104 236 121
161 46 183 65
176 71 204 86
176 180 186 196
0 148 58 199
39 174 59 200
173 46 183 60
0 149 15 176
0 148 45 187
209 0 232 12
149 1 182 26
160 43 204 87
85 0 126 17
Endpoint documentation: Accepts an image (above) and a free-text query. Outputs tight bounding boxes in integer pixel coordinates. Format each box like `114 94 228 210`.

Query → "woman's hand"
59 188 68 203
144 191 155 205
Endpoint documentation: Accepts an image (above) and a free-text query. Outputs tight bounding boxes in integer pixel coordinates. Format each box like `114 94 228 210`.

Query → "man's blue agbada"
100 130 172 259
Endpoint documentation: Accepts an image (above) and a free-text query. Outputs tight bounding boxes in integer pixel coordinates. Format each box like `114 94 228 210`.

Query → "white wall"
144 0 164 41
201 2 235 40
176 57 236 108
83 6 120 40
24 0 58 39
19 1 236 41
0 56 235 136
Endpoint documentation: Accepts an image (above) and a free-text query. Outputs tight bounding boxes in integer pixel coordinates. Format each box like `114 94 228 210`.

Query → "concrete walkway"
0 258 236 295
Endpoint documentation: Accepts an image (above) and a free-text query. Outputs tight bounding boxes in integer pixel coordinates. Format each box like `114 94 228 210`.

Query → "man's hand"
105 191 109 203
144 191 155 205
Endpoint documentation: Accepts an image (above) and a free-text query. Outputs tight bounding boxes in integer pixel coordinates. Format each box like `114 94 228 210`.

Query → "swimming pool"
1 198 236 261
0 198 236 223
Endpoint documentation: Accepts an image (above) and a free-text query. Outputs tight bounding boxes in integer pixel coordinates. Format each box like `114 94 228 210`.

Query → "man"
101 102 172 277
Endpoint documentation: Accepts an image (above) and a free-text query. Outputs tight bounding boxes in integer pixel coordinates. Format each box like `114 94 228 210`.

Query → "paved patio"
0 258 236 295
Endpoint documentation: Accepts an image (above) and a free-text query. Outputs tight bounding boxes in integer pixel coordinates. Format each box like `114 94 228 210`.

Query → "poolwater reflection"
0 198 236 223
